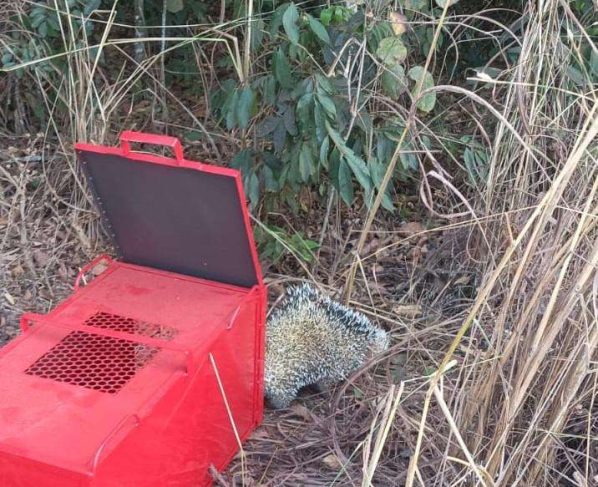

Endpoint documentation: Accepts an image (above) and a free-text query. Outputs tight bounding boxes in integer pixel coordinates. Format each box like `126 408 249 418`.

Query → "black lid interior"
77 150 260 288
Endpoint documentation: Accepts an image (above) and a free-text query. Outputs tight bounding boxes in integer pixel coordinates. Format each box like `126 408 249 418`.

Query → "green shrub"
254 223 319 264
211 1 441 211
1 0 100 73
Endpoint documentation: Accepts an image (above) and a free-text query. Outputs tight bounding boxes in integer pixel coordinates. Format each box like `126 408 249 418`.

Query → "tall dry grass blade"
361 383 404 487
210 353 246 486
432 381 494 487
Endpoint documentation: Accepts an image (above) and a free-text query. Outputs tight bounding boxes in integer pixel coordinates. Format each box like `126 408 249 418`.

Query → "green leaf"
282 105 298 136
325 121 372 194
84 0 102 16
381 63 407 99
566 65 586 87
31 14 45 29
272 48 293 89
344 153 372 195
355 111 373 134
288 42 300 61
296 93 313 132
369 158 386 191
463 147 476 185
299 143 313 182
313 102 326 142
263 165 279 192
292 77 314 98
1 52 13 65
272 123 287 153
320 8 332 26
424 366 437 377
381 190 394 211
307 14 330 44
257 116 279 137
463 142 489 186
237 86 256 129
289 233 319 262
399 141 418 171
250 18 265 52
590 50 598 77
338 158 354 205
404 0 428 11
184 131 201 142
369 159 395 211
231 149 253 173
316 93 337 119
30 7 45 19
166 0 184 14
38 21 48 38
46 13 60 31
408 66 436 112
333 6 352 23
319 136 330 169
369 21 394 52
247 171 260 207
224 89 239 129
289 148 301 182
315 73 334 94
270 3 289 36
282 3 300 45
376 36 407 65
261 75 277 105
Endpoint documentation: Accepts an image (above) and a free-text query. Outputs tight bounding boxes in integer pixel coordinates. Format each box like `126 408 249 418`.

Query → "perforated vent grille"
84 311 178 340
25 331 159 394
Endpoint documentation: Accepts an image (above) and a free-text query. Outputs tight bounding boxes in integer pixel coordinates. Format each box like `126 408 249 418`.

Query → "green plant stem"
343 2 453 308
242 0 253 84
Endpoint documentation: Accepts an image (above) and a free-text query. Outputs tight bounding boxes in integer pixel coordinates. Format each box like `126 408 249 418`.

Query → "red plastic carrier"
0 131 266 486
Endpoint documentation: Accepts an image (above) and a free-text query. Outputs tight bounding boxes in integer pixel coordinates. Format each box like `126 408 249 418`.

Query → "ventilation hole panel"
83 312 177 341
25 331 159 394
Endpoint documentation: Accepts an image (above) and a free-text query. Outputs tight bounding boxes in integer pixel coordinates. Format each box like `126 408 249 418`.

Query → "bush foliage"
212 1 444 211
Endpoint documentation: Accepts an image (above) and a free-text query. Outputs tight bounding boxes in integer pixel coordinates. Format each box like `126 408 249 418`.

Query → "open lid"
75 131 263 289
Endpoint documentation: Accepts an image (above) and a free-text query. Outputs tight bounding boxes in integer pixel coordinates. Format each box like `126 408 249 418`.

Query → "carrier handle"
74 254 113 291
89 414 140 474
120 131 184 164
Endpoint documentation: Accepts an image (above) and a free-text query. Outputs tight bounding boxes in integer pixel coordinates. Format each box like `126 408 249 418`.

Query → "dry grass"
226 1 597 485
0 0 596 486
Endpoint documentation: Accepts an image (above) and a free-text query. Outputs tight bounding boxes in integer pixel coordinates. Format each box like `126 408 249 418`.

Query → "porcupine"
264 284 390 409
